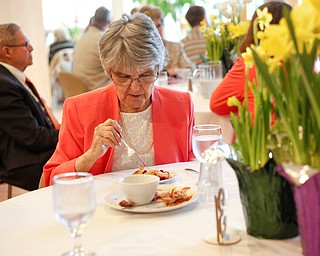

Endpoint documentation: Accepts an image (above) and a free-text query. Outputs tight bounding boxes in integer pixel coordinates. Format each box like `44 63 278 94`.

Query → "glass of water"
192 124 222 162
192 124 222 202
53 172 96 256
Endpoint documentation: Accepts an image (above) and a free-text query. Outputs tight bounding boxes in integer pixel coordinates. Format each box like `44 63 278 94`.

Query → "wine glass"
192 124 222 163
192 124 222 202
53 172 96 256
192 125 241 245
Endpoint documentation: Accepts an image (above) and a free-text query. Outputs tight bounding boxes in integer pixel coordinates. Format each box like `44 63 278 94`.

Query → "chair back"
58 71 89 98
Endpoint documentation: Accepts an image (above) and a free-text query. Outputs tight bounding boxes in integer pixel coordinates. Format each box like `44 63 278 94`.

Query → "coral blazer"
44 84 195 186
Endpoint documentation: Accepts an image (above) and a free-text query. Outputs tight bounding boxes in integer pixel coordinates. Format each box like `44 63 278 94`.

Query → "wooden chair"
58 71 90 98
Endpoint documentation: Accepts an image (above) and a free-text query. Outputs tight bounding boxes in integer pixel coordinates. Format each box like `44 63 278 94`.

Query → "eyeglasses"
111 71 159 87
6 41 30 48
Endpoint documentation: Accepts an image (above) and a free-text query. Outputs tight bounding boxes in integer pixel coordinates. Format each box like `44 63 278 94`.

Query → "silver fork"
118 132 147 168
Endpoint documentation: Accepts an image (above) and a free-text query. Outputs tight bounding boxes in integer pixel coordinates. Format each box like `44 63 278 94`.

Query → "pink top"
44 84 195 186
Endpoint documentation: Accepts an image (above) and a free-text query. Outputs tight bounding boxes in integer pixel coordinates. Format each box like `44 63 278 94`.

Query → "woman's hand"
75 119 122 172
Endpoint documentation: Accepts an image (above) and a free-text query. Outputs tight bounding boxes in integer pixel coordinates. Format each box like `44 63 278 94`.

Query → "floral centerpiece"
226 4 299 239
199 1 250 63
200 13 249 63
228 0 320 253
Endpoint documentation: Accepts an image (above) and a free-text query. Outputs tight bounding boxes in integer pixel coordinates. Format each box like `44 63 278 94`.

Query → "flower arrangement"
200 14 249 62
228 0 320 170
227 6 274 171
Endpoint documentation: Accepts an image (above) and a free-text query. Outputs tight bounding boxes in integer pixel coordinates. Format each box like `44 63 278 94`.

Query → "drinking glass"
192 124 222 163
192 125 241 245
156 71 168 86
192 124 222 202
53 172 96 256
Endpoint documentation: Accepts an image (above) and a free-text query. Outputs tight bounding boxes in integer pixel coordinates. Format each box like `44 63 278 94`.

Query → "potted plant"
244 1 320 255
226 5 299 239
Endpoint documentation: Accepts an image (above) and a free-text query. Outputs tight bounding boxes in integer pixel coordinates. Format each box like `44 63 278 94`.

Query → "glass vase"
227 158 298 239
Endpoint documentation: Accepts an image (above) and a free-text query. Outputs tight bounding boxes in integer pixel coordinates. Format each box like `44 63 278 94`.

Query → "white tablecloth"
0 161 302 256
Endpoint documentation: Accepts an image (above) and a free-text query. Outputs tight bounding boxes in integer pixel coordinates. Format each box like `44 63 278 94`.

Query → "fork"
118 132 147 168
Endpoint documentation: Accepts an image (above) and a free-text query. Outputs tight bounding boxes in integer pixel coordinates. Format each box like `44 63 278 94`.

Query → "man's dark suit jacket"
0 64 58 190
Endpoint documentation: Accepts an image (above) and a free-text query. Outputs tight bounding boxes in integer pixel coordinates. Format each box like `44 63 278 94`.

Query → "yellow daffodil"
261 21 293 61
231 1 320 170
228 21 249 39
304 0 320 11
256 7 273 31
242 47 255 68
227 96 241 108
290 3 320 53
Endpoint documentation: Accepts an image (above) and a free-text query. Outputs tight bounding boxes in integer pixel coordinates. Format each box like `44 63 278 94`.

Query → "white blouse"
112 105 155 171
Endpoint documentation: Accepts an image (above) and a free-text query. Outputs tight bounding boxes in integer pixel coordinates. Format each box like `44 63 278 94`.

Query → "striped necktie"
25 78 60 130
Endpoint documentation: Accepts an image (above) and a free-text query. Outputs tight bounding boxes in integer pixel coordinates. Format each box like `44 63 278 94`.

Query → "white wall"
0 0 52 105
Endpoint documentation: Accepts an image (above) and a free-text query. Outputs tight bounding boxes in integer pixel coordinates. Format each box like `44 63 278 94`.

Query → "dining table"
0 160 302 256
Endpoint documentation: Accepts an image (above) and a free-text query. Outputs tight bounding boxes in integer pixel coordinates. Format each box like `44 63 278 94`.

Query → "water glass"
53 172 96 256
156 71 168 86
192 124 222 162
192 124 223 202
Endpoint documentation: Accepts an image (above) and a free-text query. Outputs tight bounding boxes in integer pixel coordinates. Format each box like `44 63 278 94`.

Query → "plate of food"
105 185 198 213
132 167 177 184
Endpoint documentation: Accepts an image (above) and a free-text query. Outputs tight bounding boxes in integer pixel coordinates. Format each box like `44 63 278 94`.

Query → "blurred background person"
49 28 75 106
0 23 59 190
181 5 207 66
48 28 75 64
84 16 94 34
72 6 112 90
136 5 194 76
44 13 194 186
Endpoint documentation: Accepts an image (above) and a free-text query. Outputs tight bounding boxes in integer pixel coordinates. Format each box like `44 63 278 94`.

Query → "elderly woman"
43 13 195 186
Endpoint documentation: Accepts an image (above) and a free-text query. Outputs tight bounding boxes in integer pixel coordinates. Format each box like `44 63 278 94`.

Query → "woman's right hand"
75 119 122 172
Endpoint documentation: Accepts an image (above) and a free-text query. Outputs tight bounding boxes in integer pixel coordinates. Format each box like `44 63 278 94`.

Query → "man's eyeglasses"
6 41 30 48
111 72 159 87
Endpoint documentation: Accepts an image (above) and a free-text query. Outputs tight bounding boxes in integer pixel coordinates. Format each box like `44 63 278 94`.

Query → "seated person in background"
181 6 207 66
48 28 75 64
73 6 112 91
0 23 59 190
210 1 292 127
49 28 75 105
44 13 195 186
136 5 194 76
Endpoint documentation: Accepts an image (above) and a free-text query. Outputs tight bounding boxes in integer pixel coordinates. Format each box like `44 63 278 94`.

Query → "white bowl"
119 174 160 206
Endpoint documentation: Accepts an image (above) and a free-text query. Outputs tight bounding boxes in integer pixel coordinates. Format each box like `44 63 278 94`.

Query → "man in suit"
0 23 59 190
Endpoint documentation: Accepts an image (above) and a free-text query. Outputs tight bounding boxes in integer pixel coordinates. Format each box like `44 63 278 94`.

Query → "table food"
133 167 173 181
119 186 192 207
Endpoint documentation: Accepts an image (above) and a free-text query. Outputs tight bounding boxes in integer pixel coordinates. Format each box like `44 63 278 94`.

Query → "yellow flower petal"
304 0 320 11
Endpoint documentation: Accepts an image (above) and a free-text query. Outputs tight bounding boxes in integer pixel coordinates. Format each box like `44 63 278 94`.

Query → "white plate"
105 185 198 213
